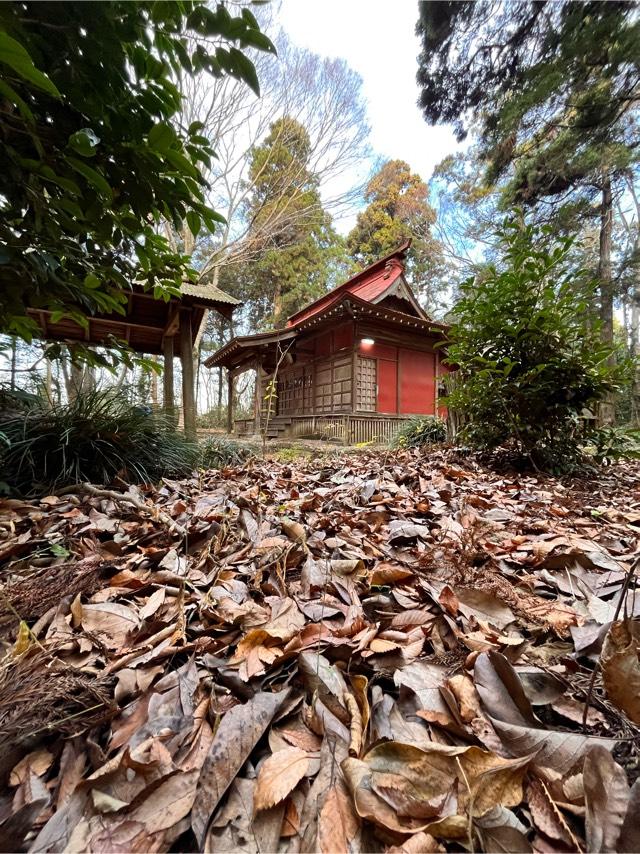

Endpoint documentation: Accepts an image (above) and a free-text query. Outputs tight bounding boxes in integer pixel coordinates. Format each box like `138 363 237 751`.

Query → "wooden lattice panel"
357 357 377 411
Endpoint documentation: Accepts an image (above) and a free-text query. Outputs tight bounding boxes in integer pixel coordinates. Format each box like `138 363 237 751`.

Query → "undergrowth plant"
392 416 447 449
445 218 621 471
0 388 200 495
199 436 251 469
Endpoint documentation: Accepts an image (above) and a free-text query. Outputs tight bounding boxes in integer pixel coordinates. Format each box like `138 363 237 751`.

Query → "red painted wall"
377 359 398 413
399 349 435 415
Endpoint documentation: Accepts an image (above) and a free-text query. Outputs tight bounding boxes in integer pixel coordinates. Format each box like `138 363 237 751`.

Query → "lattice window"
357 357 376 411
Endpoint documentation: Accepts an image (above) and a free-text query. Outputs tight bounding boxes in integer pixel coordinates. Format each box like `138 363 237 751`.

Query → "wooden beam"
164 304 180 337
227 369 234 434
163 335 175 422
179 308 196 438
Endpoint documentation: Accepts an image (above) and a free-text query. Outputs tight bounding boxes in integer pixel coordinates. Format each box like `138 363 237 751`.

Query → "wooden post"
253 361 261 435
227 369 234 434
163 335 175 422
179 309 196 437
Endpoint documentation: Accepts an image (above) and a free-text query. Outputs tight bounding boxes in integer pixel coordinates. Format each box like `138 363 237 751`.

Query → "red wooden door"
377 359 398 413
399 349 435 414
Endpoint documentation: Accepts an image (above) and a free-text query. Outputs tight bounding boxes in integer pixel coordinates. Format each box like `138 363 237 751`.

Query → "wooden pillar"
163 335 175 422
253 361 261 435
179 308 196 438
227 369 234 434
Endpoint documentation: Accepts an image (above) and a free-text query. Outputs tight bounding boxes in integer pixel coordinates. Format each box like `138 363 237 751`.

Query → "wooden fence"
234 414 412 444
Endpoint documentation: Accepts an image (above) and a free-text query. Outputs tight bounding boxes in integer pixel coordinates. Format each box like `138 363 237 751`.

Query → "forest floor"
0 447 639 852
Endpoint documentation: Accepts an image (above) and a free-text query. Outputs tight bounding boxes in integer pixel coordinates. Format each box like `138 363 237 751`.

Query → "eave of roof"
204 292 448 369
180 282 241 307
293 292 448 335
203 328 297 368
285 239 412 327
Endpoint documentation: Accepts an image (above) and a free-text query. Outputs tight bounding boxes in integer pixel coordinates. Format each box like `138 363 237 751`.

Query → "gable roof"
285 240 428 327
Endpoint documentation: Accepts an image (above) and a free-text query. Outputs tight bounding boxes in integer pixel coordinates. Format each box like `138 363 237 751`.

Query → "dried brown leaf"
254 746 310 811
192 689 290 846
601 618 640 724
474 652 615 772
583 746 629 852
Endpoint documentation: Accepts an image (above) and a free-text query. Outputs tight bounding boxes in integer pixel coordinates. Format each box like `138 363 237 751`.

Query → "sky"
279 0 463 231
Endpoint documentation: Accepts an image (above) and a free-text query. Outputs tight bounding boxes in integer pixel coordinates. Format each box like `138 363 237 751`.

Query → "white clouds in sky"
279 0 463 231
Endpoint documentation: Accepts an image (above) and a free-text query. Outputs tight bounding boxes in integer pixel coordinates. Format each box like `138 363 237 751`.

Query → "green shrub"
445 218 621 471
583 427 640 466
392 416 447 448
199 436 251 469
0 388 200 495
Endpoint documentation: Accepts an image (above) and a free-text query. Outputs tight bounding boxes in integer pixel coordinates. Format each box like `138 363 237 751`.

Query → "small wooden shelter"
205 242 448 443
27 282 240 435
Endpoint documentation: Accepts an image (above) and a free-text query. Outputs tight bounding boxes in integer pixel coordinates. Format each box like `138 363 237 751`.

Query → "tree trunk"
272 281 282 327
227 370 234 434
631 277 640 426
9 337 17 390
598 177 616 426
44 357 53 408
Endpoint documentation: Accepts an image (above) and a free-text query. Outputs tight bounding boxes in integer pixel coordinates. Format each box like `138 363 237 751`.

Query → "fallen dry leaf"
254 746 310 811
601 618 640 724
583 746 630 852
1 446 638 853
192 689 290 845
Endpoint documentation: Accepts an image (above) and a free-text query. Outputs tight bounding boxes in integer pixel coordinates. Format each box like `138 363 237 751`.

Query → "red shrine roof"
285 240 413 328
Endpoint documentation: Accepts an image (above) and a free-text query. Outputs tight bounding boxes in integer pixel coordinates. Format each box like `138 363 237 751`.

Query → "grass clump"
199 435 251 469
392 416 447 449
0 388 200 496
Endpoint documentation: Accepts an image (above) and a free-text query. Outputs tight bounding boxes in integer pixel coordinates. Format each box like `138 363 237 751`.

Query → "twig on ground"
57 482 187 537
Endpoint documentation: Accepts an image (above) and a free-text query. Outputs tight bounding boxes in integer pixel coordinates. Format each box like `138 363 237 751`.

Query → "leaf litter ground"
1 447 640 852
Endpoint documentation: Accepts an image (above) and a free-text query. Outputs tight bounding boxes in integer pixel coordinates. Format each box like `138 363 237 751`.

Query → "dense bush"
199 436 251 469
0 389 200 495
445 219 620 471
392 416 447 448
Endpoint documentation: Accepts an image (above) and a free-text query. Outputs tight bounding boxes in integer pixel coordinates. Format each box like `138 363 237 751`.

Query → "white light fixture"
361 337 375 345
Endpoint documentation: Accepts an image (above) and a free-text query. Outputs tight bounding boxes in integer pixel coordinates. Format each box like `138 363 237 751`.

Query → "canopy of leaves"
0 1 274 344
416 1 639 200
347 159 445 308
227 116 347 327
446 218 621 469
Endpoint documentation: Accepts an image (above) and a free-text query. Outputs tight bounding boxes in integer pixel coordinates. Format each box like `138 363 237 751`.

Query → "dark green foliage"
416 2 639 155
416 1 639 355
0 389 200 495
445 219 620 470
392 416 447 449
347 160 446 311
0 2 273 345
585 427 640 466
199 436 251 469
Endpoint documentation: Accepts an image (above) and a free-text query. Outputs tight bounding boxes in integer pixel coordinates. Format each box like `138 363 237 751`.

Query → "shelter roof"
26 280 240 356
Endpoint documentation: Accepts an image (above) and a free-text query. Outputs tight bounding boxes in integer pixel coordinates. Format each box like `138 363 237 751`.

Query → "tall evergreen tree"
416 1 640 357
347 160 446 313
232 116 346 327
